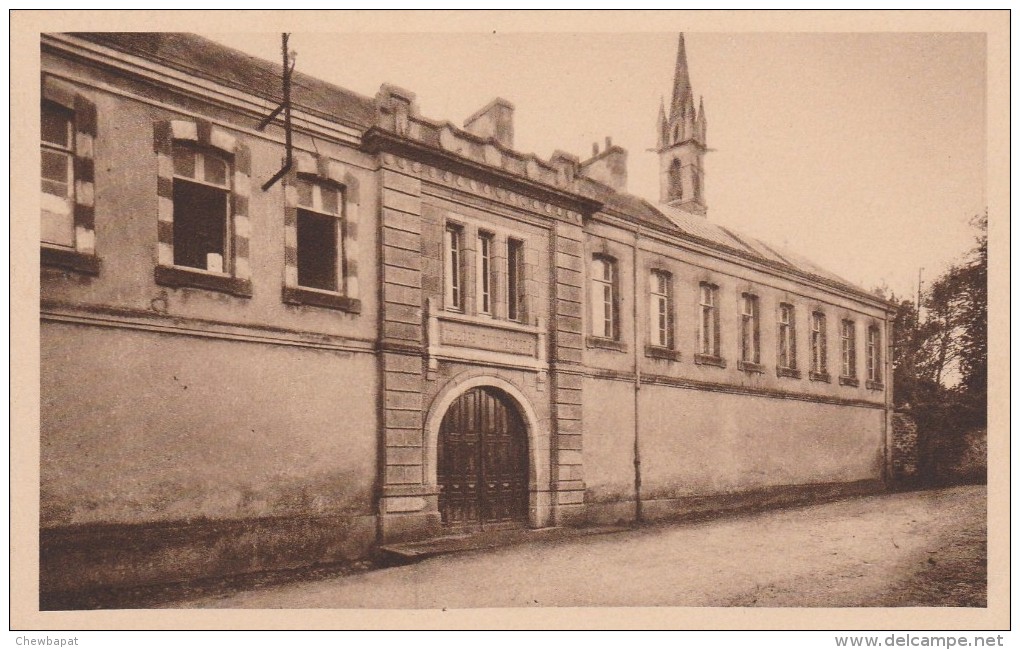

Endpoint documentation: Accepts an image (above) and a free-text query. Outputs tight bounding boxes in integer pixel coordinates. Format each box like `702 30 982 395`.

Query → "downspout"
632 226 643 525
883 310 894 488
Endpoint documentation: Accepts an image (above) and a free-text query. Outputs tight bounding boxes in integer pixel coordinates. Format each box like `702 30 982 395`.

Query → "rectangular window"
867 325 881 383
476 231 493 314
444 224 463 311
740 293 760 364
811 311 827 375
591 256 617 339
172 145 231 272
41 102 75 248
507 238 524 322
699 283 718 356
649 270 672 348
778 303 796 369
295 178 342 292
841 319 857 378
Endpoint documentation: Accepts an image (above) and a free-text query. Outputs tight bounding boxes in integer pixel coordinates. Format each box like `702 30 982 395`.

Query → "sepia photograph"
11 9 1008 634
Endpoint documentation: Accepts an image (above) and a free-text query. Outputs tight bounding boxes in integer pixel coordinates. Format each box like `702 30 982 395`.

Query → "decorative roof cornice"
361 126 604 217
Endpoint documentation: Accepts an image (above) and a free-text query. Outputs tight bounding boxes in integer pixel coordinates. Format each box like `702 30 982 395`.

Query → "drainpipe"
632 226 643 525
883 311 894 488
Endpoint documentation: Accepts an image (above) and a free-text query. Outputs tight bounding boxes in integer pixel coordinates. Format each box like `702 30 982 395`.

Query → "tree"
892 212 987 484
956 212 988 402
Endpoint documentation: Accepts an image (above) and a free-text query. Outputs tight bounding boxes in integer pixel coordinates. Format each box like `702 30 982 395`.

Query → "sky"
205 31 987 301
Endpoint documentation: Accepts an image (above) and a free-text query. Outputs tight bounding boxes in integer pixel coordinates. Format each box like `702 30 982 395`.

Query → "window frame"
476 230 494 315
589 254 619 341
41 101 76 250
153 119 252 298
507 237 525 323
39 77 99 276
809 311 829 382
777 302 800 378
866 324 884 389
840 318 859 386
694 282 724 366
648 269 673 349
293 175 344 293
738 292 763 372
444 223 465 312
280 151 361 312
169 143 234 275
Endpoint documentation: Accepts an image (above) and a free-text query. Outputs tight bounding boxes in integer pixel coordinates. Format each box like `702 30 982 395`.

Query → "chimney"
550 150 580 187
579 137 628 193
463 98 514 149
375 83 417 136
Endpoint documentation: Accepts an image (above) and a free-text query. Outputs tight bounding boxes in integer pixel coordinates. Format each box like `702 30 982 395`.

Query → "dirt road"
170 485 986 608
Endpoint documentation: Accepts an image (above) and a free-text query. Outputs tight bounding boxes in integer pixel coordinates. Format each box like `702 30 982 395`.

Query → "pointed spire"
669 33 693 121
696 96 707 143
657 97 667 148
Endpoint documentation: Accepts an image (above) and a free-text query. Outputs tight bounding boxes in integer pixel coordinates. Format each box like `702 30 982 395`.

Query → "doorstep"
377 524 630 563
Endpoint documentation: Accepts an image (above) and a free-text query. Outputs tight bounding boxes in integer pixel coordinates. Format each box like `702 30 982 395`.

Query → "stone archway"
423 374 547 528
436 386 528 527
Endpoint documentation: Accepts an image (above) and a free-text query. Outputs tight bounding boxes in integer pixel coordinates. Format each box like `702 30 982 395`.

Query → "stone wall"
891 411 919 483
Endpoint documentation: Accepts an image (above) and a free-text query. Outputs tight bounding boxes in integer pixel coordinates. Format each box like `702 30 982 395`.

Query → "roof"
63 32 880 304
573 175 873 299
71 32 377 129
657 203 867 295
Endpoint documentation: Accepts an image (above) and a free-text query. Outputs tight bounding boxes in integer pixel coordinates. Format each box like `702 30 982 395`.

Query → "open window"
171 145 231 273
154 119 252 297
295 177 343 292
280 151 361 312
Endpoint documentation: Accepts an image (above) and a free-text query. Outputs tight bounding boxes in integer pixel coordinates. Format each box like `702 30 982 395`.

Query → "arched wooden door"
438 387 529 527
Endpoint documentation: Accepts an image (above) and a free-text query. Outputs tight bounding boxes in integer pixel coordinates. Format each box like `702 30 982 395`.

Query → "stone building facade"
39 32 895 597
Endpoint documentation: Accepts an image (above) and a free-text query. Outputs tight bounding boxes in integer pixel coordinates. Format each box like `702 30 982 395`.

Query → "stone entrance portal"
437 387 529 528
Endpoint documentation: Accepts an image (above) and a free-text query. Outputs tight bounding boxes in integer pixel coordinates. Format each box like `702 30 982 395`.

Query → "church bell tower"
658 34 707 215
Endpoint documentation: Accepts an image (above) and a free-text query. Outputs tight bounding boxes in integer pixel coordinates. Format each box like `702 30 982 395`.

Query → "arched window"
669 159 683 202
